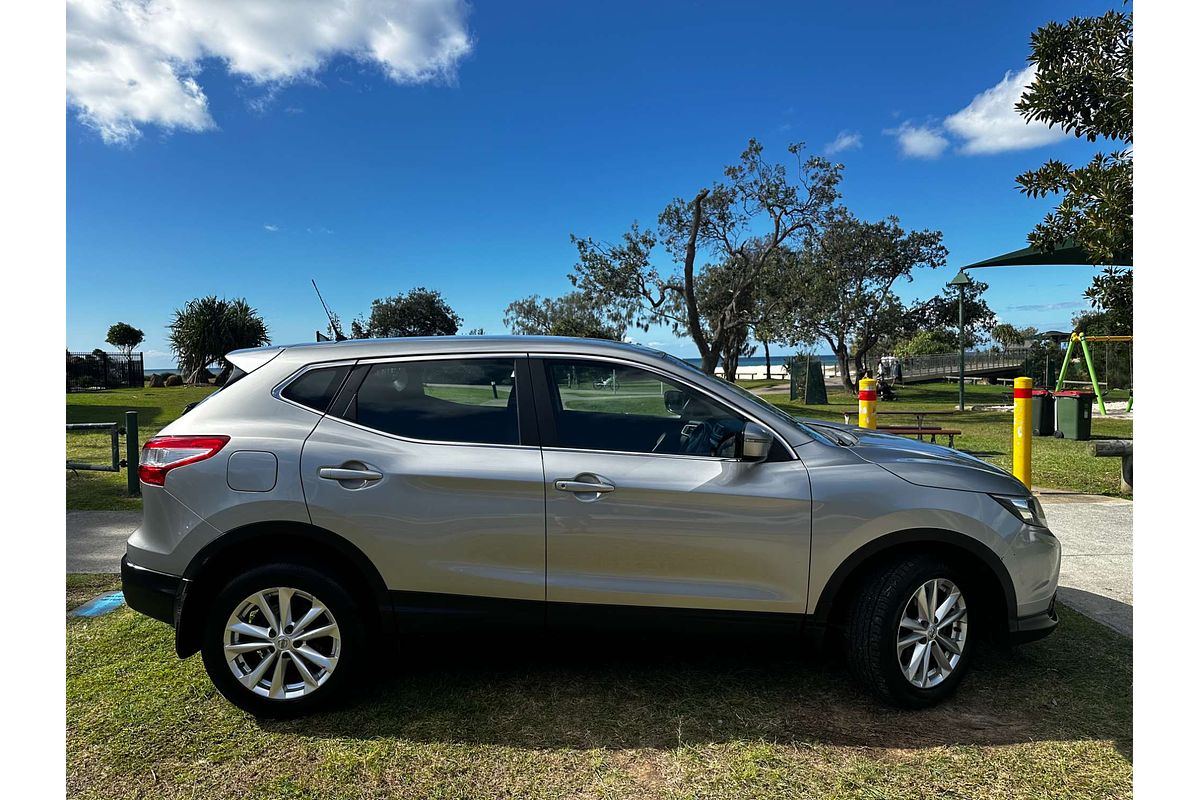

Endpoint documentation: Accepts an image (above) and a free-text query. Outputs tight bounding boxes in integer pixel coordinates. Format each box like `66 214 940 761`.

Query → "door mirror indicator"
739 422 772 461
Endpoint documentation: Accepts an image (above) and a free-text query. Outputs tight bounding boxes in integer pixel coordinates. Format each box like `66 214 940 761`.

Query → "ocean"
682 354 837 368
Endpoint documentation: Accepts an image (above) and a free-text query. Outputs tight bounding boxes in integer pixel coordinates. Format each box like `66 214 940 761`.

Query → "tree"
352 288 462 338
991 323 1039 349
105 322 144 357
782 210 949 391
1083 265 1132 334
167 296 270 381
892 330 959 358
503 291 626 340
569 139 841 375
901 277 997 351
1015 10 1131 266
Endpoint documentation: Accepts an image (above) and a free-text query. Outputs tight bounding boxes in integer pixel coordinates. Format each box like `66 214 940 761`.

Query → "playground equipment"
1052 332 1132 415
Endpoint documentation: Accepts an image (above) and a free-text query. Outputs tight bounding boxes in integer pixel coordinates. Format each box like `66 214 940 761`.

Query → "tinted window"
354 359 519 445
281 366 350 412
545 360 745 456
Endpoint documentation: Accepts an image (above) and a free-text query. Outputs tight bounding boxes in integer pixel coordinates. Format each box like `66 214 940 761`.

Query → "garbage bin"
1031 389 1054 436
1054 390 1094 440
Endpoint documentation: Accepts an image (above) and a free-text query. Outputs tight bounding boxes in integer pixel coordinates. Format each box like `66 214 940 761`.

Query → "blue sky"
66 0 1125 365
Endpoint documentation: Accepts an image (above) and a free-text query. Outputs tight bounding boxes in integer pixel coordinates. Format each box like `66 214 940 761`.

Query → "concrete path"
66 511 139 573
66 493 1133 638
1036 490 1133 637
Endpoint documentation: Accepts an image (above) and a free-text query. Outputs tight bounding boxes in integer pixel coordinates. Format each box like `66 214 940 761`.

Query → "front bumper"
121 555 182 627
1008 591 1059 644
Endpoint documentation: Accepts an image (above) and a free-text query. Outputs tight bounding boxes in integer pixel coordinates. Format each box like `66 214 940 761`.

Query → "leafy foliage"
504 292 626 340
167 296 269 379
780 210 951 390
1083 265 1132 334
990 323 1040 349
569 139 841 374
104 322 144 357
351 287 462 338
891 330 959 358
1015 9 1132 267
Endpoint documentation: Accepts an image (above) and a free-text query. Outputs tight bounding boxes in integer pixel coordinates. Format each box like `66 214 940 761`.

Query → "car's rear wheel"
845 555 973 708
201 563 365 717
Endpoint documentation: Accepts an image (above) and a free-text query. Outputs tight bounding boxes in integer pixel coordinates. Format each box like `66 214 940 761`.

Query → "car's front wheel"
200 563 365 717
845 555 972 708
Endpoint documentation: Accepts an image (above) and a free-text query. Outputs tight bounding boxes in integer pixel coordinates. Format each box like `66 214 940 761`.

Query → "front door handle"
554 479 615 494
319 467 383 482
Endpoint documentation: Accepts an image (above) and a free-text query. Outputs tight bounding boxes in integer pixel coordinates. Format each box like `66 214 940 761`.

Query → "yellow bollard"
858 377 877 429
1013 376 1033 489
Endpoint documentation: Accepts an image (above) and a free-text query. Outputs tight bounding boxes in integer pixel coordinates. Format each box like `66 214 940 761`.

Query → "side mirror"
663 389 688 415
739 422 772 462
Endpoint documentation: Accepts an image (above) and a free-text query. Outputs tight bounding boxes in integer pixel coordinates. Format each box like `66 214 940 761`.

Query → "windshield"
656 352 834 442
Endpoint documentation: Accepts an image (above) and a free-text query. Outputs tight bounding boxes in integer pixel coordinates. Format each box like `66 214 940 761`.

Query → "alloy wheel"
896 578 968 689
223 587 341 700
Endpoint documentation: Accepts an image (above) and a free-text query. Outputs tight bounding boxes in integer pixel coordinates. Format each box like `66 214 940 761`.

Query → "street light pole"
949 270 971 412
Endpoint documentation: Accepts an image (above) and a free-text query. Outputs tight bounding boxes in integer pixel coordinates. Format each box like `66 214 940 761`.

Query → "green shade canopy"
962 238 1133 269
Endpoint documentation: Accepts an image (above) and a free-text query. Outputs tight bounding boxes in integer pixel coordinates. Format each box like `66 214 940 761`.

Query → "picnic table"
839 410 963 447
841 409 958 429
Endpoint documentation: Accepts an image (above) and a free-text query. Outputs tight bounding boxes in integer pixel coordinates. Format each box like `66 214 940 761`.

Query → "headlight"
990 494 1049 528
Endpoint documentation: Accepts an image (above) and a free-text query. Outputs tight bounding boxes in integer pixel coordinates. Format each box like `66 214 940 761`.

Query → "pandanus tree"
168 296 270 383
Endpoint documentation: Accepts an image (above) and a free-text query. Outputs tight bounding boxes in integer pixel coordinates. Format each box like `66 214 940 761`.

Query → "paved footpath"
68 493 1133 637
66 511 140 573
1036 490 1133 637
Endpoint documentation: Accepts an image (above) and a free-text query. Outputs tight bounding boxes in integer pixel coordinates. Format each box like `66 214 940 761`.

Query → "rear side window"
281 366 351 412
353 358 518 445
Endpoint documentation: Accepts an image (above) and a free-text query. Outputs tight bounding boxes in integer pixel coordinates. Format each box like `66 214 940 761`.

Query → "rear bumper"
121 555 182 628
1008 592 1059 644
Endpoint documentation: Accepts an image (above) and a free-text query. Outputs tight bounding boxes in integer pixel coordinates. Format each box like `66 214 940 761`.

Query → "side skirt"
387 591 809 637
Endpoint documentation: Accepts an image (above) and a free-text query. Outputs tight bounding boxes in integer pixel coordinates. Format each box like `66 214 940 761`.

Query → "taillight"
138 435 230 486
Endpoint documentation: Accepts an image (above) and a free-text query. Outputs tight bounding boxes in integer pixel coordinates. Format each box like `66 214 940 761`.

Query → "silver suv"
122 336 1059 715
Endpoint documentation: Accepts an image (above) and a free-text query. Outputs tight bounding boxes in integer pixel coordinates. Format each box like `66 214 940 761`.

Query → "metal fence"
66 411 140 495
889 348 1032 383
67 351 145 390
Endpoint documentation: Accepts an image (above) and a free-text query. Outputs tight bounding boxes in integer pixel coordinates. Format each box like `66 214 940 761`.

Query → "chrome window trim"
274 350 798 460
271 359 359 415
537 352 799 461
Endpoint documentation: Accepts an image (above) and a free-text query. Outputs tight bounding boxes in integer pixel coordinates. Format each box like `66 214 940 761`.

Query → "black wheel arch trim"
174 520 393 657
810 528 1018 632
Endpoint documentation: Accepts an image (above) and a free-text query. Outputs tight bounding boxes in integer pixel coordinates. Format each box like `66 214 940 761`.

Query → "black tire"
201 563 366 718
845 555 974 708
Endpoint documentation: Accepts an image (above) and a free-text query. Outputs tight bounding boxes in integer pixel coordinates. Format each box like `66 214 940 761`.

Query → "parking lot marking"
69 591 126 617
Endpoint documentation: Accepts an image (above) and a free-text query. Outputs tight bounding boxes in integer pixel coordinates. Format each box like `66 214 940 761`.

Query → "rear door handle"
554 479 615 493
319 467 383 482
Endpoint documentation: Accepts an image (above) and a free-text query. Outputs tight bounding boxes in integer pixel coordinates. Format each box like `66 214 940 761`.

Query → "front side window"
544 359 746 456
353 358 519 445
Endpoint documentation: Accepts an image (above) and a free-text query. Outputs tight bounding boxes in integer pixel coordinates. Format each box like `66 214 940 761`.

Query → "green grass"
66 380 1132 510
67 386 217 510
758 381 1133 496
67 590 1131 799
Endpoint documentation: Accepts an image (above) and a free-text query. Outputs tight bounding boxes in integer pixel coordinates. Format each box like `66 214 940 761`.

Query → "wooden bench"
1088 439 1132 493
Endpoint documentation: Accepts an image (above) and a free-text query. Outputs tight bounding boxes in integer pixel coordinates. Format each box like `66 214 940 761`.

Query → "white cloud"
66 0 473 144
886 122 949 159
824 130 862 155
943 65 1067 154
884 65 1069 160
263 223 279 232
